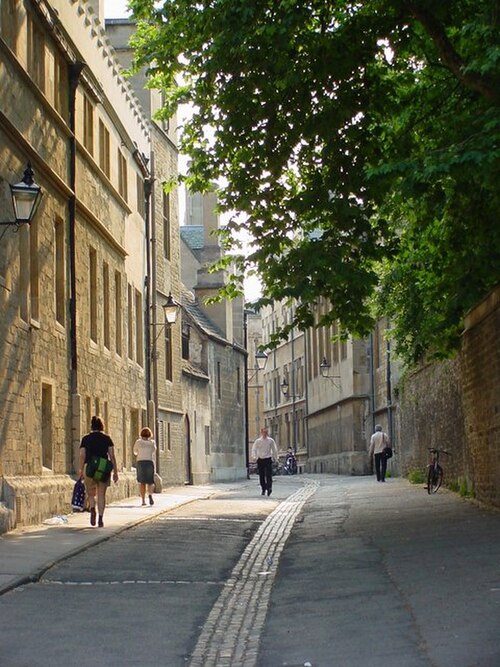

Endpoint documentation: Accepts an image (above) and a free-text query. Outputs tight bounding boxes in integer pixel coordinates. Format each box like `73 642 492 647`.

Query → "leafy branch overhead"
130 0 500 365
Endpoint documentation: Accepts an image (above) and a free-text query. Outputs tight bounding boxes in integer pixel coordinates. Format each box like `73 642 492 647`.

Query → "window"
41 383 53 470
99 120 110 177
54 218 65 325
127 283 134 359
162 191 170 259
167 422 171 451
181 322 190 360
205 425 210 455
1 0 19 53
89 248 97 342
30 218 39 321
135 289 143 367
83 95 94 155
115 271 122 356
137 174 145 218
118 149 128 201
164 326 172 381
103 262 110 349
17 220 40 323
53 51 67 118
332 322 339 363
160 92 170 133
217 361 221 399
236 367 241 403
85 396 92 431
27 13 45 92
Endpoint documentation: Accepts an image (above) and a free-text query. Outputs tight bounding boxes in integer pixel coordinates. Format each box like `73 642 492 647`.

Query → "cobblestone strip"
188 480 319 667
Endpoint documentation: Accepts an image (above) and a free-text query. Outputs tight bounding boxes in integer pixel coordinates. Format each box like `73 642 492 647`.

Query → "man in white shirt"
368 424 390 482
251 427 279 496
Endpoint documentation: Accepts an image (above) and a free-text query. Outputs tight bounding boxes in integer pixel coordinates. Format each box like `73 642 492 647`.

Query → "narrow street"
0 475 498 667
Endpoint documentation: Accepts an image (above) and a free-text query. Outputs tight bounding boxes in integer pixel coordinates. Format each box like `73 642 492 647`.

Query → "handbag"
71 478 86 511
86 456 113 482
383 446 393 460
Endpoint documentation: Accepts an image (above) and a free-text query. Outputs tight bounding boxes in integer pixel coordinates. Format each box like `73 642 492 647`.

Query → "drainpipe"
243 310 250 478
148 152 160 475
68 61 84 397
369 333 376 434
386 338 393 446
144 176 153 407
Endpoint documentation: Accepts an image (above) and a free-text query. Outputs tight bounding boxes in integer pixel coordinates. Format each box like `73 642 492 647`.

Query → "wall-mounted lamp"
151 292 179 346
161 292 179 326
320 356 341 382
254 350 268 372
0 163 43 227
281 377 299 399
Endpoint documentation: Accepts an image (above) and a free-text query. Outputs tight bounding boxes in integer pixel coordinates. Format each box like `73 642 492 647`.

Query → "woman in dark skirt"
133 427 157 506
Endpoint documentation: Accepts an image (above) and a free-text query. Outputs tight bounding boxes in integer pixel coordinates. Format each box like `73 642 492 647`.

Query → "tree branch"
407 2 499 103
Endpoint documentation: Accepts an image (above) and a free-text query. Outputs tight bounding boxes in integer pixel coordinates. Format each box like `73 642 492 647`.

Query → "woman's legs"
97 482 107 525
87 488 97 525
140 483 146 504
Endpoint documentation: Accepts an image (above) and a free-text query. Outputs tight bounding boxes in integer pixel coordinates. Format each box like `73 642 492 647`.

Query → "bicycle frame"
427 448 449 494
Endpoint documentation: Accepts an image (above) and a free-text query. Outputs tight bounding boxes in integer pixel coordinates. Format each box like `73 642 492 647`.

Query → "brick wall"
399 287 500 508
461 288 500 506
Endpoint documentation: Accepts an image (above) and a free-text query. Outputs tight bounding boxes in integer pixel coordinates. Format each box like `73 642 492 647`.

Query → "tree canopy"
129 0 500 365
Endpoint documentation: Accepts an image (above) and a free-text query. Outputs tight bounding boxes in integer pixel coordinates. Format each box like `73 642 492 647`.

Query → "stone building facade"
260 302 307 461
0 0 151 531
105 17 185 486
180 190 247 481
245 309 266 456
260 299 402 475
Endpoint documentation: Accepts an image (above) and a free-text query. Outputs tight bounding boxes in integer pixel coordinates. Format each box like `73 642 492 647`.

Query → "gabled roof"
181 288 228 345
180 225 204 250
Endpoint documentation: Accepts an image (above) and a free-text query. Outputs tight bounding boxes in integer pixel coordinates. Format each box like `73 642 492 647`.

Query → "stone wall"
399 286 499 508
398 356 466 481
0 472 138 532
461 288 500 507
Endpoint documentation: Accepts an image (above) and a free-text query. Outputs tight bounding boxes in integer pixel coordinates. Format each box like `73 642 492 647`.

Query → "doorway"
184 415 192 485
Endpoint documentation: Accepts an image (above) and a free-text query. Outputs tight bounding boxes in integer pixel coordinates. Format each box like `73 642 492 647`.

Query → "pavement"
0 483 222 596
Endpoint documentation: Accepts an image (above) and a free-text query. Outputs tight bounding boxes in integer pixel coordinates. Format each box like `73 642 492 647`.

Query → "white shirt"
133 438 157 462
252 436 278 461
369 431 389 456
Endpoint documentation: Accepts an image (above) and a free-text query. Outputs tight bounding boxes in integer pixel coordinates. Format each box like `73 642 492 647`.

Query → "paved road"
0 475 499 667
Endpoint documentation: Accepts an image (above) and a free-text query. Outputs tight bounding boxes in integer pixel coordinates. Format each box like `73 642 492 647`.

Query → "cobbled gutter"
188 480 320 667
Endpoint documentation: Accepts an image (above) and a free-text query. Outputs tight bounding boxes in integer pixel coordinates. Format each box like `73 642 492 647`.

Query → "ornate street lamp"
1 162 43 227
161 292 179 325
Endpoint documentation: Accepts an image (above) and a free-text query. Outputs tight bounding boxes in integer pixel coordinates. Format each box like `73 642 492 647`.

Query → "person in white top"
133 427 157 505
251 427 279 496
368 424 390 482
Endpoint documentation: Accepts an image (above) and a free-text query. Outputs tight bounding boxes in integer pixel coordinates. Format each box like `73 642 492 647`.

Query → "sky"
104 0 131 19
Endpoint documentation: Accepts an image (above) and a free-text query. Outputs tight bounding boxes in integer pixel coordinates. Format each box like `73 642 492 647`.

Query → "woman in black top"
79 416 118 527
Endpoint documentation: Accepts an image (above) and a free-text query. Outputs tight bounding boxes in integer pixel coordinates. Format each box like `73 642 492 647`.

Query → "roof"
180 225 205 250
181 289 228 344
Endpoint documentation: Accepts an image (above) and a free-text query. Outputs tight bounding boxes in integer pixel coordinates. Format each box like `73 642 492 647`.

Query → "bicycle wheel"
427 464 443 494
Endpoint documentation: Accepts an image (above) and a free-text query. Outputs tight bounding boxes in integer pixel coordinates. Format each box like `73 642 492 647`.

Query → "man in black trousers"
251 427 279 496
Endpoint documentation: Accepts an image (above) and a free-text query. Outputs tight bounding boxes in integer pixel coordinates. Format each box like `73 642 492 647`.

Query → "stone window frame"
83 94 94 156
98 119 111 178
27 10 45 93
54 217 65 327
118 148 128 202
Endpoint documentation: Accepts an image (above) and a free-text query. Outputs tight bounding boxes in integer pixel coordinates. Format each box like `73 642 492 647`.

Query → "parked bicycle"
427 447 450 494
282 449 298 475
